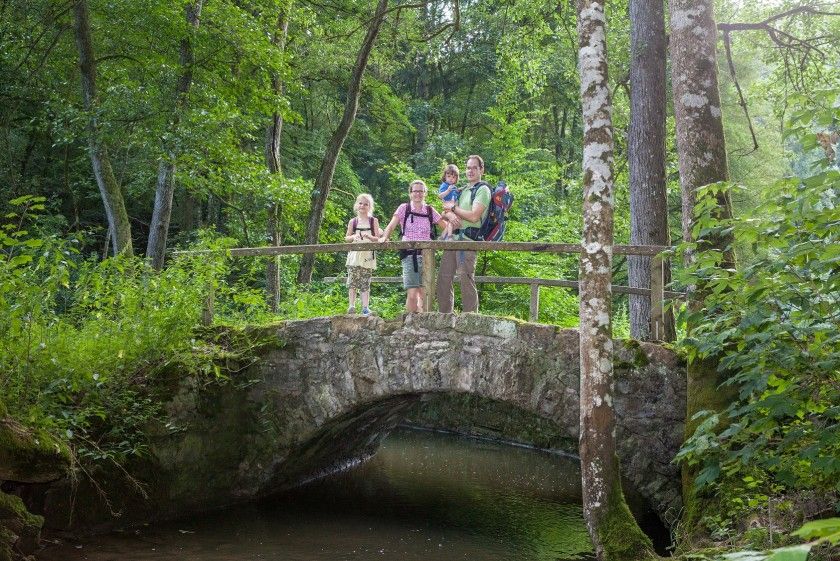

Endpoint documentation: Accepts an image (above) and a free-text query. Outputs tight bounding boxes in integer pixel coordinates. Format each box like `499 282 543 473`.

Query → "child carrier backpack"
465 180 513 241
398 204 436 272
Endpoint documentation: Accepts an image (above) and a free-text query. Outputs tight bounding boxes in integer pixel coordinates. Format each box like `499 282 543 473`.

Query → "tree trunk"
146 0 203 270
297 0 388 283
576 1 654 559
265 5 291 313
669 0 737 533
553 104 568 196
628 0 674 341
72 0 133 256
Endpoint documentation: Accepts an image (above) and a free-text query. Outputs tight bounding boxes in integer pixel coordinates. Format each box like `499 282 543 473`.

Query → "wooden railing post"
202 281 214 326
421 248 435 312
649 254 665 341
529 282 540 322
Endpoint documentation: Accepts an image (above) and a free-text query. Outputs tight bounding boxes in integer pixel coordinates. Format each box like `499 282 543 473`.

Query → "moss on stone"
0 418 70 483
0 492 41 528
0 525 14 561
597 473 658 561
0 491 44 561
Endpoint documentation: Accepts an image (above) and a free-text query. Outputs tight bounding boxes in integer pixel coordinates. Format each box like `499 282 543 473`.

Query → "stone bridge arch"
37 314 685 532
234 314 685 519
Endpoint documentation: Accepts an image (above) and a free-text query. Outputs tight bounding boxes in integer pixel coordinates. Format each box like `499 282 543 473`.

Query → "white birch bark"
577 1 652 559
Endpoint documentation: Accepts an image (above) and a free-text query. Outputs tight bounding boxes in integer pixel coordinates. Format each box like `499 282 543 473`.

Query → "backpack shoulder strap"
425 205 435 239
370 216 378 237
352 217 358 232
468 181 491 204
400 203 410 233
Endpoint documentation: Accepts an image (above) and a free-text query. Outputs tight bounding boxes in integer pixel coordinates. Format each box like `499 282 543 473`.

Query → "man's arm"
446 199 486 224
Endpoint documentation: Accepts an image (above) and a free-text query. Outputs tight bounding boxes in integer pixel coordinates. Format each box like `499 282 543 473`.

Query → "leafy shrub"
0 209 234 464
675 90 840 530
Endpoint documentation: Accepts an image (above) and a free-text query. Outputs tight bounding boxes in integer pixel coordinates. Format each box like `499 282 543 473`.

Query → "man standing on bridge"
437 155 491 313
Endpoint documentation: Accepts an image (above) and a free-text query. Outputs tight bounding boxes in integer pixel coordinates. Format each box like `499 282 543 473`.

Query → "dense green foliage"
0 199 237 463
676 89 840 544
1 0 839 555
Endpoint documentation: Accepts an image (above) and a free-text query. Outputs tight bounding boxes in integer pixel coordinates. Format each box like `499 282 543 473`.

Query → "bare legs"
405 287 424 312
348 287 357 312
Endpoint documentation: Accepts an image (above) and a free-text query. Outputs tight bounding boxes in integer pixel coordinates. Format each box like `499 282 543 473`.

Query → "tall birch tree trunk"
669 0 737 533
628 0 674 341
72 0 133 256
576 1 654 559
297 0 388 283
265 5 291 312
147 0 203 269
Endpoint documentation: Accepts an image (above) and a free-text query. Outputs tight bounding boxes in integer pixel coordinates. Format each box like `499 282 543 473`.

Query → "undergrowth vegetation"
675 90 840 554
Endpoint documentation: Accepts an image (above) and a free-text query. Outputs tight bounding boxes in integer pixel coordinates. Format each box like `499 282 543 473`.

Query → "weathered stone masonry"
37 313 685 530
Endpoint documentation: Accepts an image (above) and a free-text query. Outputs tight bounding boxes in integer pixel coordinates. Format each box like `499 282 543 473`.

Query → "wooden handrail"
175 240 671 257
188 241 678 340
323 275 685 299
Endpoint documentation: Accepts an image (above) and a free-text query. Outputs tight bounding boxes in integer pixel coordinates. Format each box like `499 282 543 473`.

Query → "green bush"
0 208 234 463
675 89 840 530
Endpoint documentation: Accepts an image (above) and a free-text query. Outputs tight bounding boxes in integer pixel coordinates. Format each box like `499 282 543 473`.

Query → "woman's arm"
379 213 400 242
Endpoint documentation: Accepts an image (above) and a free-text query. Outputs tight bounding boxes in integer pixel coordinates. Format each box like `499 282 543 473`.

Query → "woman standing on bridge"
345 193 379 316
379 180 446 313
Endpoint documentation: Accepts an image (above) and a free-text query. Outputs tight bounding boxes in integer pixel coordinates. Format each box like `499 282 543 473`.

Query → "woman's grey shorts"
401 254 423 289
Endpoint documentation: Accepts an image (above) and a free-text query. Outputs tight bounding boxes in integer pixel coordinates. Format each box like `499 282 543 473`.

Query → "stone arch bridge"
40 313 686 529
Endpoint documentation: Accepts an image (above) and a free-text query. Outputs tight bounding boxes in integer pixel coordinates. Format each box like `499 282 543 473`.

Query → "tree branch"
721 29 758 156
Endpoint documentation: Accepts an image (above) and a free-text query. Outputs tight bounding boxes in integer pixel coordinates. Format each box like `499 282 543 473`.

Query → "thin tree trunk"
72 0 132 256
147 0 203 269
553 104 568 196
628 0 674 341
297 0 388 283
265 5 291 313
577 0 654 559
669 0 737 534
459 81 475 136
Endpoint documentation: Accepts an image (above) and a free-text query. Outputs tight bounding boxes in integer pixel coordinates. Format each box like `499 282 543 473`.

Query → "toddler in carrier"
437 163 460 240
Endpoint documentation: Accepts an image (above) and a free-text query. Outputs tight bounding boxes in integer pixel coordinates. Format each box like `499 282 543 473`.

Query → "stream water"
40 427 667 560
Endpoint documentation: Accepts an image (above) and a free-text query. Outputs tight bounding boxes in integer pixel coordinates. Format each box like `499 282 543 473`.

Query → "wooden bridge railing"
179 241 680 340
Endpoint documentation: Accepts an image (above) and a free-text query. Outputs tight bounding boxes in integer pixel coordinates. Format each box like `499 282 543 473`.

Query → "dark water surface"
40 428 602 560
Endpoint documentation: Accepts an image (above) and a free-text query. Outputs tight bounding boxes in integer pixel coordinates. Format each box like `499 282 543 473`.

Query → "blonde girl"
345 193 379 316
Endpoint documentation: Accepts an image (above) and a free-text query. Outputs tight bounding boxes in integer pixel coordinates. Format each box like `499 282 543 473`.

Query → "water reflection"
40 428 595 560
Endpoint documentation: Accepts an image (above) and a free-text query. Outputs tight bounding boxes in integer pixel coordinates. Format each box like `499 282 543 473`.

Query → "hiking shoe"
362 307 371 316
348 306 356 314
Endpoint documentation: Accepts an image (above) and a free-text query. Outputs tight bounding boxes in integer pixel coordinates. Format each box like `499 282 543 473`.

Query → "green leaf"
8 254 33 267
764 544 811 561
793 518 840 543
